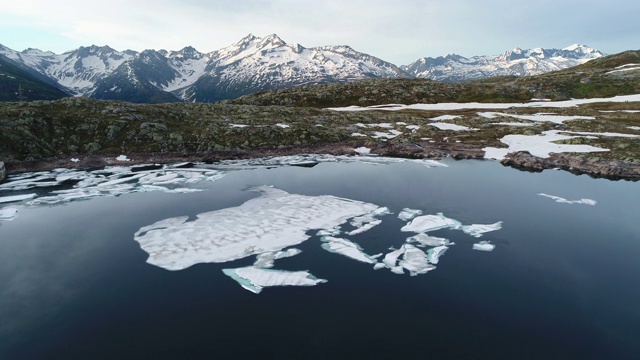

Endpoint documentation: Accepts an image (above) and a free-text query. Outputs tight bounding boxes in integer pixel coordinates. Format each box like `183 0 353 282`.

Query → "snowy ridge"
0 38 604 102
402 44 604 82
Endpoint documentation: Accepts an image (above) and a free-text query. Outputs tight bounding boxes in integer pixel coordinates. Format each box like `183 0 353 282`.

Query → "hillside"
0 57 69 102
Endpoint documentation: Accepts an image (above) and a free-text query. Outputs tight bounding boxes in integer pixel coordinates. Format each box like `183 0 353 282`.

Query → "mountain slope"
1 37 609 104
403 45 604 82
0 56 68 101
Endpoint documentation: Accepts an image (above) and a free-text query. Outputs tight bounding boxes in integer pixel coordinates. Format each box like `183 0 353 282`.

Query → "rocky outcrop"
501 152 640 180
0 161 5 183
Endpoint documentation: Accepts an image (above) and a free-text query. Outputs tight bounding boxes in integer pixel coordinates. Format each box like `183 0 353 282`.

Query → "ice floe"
222 267 327 294
0 193 37 204
0 165 223 207
397 208 423 222
134 186 382 270
473 241 496 252
538 193 597 205
461 222 503 238
426 246 448 265
406 233 452 247
320 237 379 264
0 207 18 221
399 245 437 276
253 248 302 269
401 213 462 233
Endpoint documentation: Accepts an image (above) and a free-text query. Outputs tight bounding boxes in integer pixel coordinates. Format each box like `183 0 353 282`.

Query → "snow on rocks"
429 123 475 131
483 130 610 160
116 155 131 161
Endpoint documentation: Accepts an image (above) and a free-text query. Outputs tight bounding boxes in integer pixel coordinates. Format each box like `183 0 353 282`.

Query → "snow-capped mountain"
0 36 605 103
402 44 604 82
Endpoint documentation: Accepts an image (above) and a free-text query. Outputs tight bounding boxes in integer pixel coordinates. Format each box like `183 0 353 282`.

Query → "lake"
1 156 639 359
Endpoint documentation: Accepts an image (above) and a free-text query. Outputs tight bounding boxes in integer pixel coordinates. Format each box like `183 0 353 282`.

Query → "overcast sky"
1 0 638 65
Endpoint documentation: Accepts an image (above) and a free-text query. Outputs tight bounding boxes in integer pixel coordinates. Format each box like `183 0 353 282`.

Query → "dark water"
1 159 639 359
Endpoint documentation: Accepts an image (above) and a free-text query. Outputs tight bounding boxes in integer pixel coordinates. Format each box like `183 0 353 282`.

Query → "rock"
0 161 5 183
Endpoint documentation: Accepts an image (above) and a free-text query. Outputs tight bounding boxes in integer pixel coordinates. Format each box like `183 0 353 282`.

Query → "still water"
0 157 639 359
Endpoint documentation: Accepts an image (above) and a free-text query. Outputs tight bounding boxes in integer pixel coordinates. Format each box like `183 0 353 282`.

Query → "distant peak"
237 33 257 44
563 44 591 51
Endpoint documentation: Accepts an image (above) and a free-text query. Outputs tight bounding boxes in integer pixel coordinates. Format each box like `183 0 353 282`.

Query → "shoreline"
3 141 639 181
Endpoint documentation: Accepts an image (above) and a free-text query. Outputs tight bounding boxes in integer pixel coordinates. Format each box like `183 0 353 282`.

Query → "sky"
1 0 639 65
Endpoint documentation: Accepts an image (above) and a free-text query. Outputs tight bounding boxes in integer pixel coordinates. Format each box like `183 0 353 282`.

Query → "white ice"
462 222 503 238
320 237 379 264
0 193 37 204
401 213 462 233
134 186 381 270
406 233 452 247
0 207 18 221
222 266 327 294
399 244 437 276
426 246 448 265
628 126 640 131
538 193 597 205
116 155 131 161
473 241 496 252
253 248 302 269
397 208 423 222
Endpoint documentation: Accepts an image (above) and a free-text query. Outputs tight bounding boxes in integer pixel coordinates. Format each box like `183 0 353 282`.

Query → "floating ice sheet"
253 248 302 269
426 246 448 265
222 266 327 294
462 222 503 238
320 237 379 264
401 213 462 233
400 244 436 276
397 208 423 222
0 193 37 204
406 233 452 247
134 186 382 270
473 241 496 252
0 207 18 221
538 193 597 205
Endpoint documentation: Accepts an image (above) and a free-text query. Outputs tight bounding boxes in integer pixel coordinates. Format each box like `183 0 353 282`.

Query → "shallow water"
1 158 639 359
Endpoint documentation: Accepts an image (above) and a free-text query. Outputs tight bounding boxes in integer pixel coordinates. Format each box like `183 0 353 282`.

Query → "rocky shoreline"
2 141 638 181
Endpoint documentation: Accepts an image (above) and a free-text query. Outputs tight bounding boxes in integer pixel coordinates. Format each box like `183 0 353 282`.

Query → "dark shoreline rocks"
3 142 639 181
501 151 640 180
0 161 5 183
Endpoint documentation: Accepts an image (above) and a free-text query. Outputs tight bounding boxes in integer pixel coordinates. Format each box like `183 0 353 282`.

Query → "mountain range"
0 34 604 103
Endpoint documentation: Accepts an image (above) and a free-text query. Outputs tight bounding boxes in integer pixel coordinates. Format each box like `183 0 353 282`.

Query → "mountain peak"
237 33 258 45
